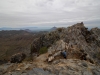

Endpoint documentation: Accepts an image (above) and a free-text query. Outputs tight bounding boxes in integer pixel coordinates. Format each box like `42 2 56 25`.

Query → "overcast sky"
0 0 100 28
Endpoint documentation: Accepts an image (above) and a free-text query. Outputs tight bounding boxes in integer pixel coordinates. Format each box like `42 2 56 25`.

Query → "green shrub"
39 47 48 54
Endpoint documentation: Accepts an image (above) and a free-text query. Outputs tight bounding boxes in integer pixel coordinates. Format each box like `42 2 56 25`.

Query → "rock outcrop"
31 22 100 65
1 59 100 75
10 53 26 63
30 30 60 54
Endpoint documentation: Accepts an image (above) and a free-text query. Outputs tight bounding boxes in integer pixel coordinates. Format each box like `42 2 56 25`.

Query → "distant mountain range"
0 27 37 31
0 27 57 31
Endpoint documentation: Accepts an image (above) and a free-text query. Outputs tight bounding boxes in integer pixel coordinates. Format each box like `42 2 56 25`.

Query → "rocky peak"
73 22 84 27
31 22 100 65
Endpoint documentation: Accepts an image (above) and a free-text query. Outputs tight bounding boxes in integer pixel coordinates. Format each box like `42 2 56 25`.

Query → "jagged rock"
31 22 100 64
10 53 26 63
45 22 100 65
30 28 63 54
1 22 100 75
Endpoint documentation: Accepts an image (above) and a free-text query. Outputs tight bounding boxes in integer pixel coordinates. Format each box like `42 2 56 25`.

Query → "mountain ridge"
0 22 100 75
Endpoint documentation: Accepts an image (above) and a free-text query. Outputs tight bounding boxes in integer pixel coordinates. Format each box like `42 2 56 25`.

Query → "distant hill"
0 27 53 32
49 26 57 31
0 27 13 31
0 27 38 31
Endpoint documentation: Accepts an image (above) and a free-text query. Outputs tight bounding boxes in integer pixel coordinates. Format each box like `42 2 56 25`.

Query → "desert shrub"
39 47 48 54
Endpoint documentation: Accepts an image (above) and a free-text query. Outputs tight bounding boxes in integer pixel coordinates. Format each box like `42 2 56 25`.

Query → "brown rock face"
31 22 100 65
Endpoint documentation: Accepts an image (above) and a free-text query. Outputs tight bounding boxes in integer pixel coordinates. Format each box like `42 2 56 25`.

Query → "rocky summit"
0 22 100 75
31 22 100 65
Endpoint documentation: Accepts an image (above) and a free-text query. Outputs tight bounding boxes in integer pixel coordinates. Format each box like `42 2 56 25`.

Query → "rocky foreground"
0 22 100 75
0 58 100 75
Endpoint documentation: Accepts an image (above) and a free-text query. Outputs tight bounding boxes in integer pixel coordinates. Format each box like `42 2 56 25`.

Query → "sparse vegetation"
39 47 48 54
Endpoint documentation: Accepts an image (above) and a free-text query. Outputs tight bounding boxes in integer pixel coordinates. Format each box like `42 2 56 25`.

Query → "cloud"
0 0 100 28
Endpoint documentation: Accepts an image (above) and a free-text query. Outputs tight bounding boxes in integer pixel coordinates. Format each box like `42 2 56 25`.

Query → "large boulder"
10 53 26 63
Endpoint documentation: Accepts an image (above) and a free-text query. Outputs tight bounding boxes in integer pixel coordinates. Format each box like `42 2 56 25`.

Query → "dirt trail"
32 53 49 68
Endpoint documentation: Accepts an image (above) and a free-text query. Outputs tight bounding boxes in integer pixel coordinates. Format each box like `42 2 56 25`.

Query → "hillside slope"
0 30 37 61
